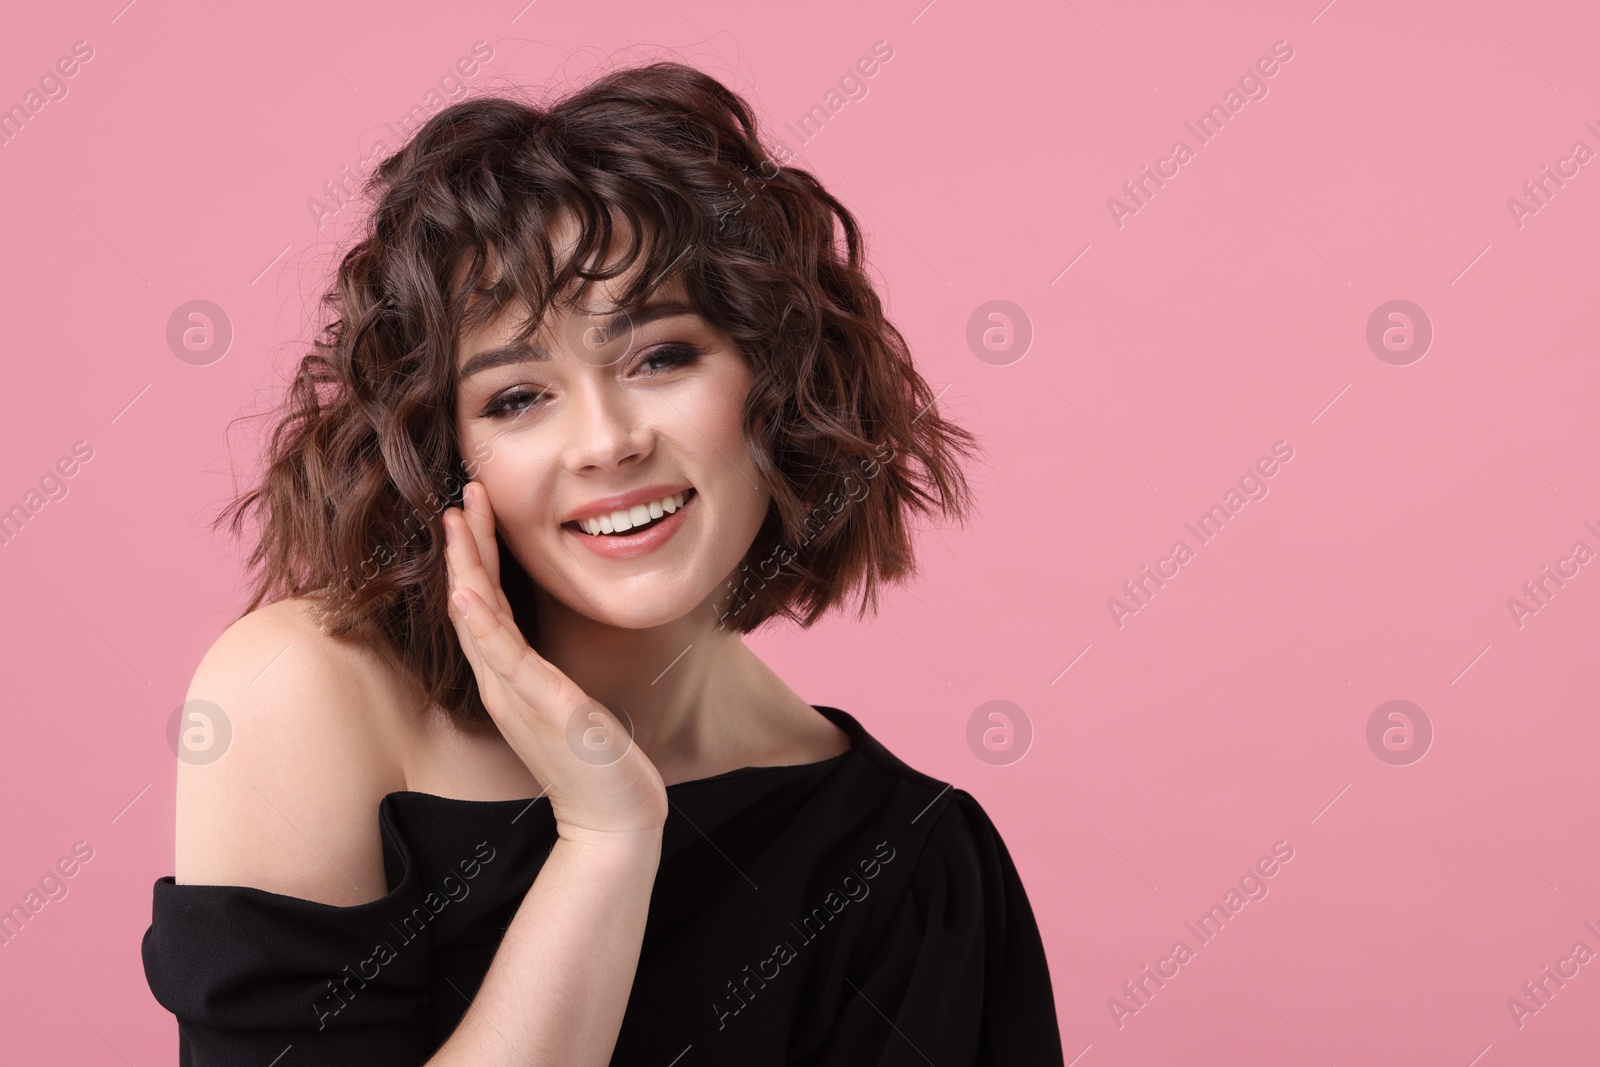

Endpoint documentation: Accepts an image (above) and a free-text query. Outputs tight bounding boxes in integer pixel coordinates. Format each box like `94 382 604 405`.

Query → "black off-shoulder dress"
142 705 1064 1065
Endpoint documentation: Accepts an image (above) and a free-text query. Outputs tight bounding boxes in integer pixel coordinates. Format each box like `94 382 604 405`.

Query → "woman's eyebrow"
458 300 699 382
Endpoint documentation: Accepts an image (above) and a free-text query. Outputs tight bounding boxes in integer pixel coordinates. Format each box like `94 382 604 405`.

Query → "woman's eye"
639 344 702 373
481 389 542 420
477 346 698 420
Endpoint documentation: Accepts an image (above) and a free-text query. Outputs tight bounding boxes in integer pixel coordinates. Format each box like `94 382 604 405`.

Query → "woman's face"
452 262 768 632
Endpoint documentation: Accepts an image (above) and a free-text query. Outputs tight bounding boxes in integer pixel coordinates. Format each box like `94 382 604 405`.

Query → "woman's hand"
442 481 668 841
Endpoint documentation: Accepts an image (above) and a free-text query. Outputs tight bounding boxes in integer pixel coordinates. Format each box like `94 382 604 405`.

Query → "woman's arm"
420 482 670 1066
423 827 661 1066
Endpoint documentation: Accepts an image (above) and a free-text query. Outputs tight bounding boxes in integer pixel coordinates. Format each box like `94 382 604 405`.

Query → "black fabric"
142 705 1064 1065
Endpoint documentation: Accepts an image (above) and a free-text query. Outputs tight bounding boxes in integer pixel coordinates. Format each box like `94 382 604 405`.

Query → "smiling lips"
562 487 698 560
567 488 695 536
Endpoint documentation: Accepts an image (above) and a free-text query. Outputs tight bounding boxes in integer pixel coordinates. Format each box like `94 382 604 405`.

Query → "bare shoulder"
173 595 411 906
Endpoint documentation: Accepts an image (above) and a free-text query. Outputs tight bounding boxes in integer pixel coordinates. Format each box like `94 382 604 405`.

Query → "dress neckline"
385 703 866 809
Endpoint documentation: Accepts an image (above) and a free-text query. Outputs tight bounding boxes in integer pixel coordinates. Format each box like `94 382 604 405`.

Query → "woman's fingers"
444 505 500 619
443 539 492 683
460 482 502 592
450 584 569 714
444 492 555 716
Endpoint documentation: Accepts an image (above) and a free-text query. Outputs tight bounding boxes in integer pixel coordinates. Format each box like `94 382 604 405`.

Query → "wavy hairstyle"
218 60 981 727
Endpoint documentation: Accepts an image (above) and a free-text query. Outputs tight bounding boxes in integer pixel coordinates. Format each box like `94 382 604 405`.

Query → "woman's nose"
564 375 649 472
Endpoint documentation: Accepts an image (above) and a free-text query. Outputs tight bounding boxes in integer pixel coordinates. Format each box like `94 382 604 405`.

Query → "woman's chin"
569 592 706 633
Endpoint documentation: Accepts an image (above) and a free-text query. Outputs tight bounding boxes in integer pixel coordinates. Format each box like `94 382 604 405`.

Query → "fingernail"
452 590 470 617
444 517 454 545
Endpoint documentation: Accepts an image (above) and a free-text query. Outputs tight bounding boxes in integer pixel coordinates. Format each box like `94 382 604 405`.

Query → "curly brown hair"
217 60 982 728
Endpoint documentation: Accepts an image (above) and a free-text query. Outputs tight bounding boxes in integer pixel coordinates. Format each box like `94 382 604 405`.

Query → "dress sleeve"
803 788 1065 1067
141 805 440 1065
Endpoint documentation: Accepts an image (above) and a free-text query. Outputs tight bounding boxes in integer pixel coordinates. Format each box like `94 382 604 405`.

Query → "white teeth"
577 491 689 535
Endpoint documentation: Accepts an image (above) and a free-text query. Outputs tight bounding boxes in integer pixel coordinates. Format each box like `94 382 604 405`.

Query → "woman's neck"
525 589 824 781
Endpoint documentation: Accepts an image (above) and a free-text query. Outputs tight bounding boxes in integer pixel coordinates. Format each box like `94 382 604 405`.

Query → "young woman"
142 61 1064 1066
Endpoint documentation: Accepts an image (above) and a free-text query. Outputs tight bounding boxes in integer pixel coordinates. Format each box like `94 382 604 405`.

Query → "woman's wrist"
554 821 666 859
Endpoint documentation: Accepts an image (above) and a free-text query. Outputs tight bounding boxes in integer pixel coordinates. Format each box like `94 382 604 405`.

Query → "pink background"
2 0 1598 1062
